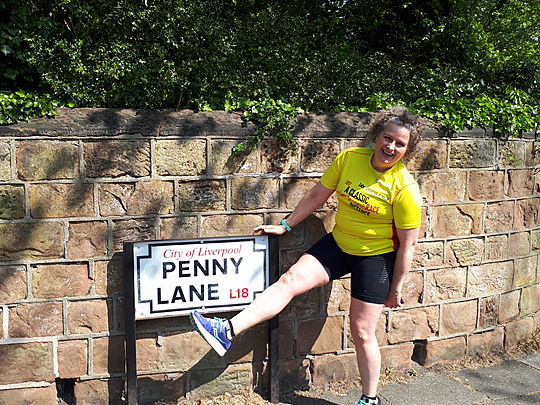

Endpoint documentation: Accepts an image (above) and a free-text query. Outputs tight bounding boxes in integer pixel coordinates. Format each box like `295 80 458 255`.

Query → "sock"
225 319 235 340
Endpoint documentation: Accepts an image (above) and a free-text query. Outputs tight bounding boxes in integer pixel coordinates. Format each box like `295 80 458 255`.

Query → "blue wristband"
280 219 292 232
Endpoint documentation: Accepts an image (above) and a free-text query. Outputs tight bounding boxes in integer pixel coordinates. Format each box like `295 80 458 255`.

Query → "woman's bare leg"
349 298 385 398
230 254 330 334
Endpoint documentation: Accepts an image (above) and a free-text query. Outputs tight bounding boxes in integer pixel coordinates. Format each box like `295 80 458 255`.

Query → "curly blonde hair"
366 107 425 157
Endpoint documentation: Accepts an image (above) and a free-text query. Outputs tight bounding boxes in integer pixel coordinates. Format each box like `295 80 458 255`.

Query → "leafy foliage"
1 0 539 140
0 91 68 124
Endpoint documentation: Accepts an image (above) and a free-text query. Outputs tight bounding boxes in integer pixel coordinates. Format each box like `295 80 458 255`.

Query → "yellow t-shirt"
320 147 422 255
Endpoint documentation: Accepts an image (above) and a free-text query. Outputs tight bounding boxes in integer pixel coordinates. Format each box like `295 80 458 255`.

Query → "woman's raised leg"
230 253 330 335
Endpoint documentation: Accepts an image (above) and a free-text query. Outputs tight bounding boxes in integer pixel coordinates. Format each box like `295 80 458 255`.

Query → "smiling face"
371 123 411 172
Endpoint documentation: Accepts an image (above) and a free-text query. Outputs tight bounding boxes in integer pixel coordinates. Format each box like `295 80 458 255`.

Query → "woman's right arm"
253 181 335 235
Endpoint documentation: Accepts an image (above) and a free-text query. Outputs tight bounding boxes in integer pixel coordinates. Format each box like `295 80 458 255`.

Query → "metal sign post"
123 235 279 404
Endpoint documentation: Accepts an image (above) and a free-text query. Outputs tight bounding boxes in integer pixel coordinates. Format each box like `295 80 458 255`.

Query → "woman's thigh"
279 253 331 296
349 297 384 337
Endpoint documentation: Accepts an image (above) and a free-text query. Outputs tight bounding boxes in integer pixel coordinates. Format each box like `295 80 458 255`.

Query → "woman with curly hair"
191 107 425 405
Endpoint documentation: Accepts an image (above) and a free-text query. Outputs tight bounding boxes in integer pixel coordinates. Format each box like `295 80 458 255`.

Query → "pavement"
280 351 540 405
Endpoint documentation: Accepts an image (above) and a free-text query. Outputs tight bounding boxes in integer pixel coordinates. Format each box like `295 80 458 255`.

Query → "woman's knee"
350 321 377 346
277 259 327 296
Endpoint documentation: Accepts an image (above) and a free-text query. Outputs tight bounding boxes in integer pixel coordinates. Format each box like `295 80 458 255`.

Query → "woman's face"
371 123 411 172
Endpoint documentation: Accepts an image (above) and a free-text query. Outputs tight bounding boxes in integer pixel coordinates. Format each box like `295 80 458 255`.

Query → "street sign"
132 236 270 319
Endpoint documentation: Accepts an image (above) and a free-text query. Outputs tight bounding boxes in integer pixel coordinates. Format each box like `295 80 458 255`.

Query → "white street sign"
132 236 270 319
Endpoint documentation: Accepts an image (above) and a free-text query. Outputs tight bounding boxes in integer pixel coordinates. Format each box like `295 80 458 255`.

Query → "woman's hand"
252 224 287 235
384 289 404 308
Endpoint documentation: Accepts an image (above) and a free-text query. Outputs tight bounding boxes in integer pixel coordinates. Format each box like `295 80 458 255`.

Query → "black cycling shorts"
306 233 396 304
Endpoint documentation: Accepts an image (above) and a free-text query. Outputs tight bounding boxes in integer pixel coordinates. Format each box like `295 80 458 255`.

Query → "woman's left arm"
385 226 420 308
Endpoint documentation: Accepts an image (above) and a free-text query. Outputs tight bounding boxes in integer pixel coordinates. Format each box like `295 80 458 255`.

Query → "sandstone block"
532 230 540 251
94 259 124 296
0 222 64 261
499 140 526 168
0 266 27 303
189 364 253 399
521 284 540 316
162 331 218 371
200 214 263 237
432 205 483 238
505 317 534 349
300 141 341 173
0 342 54 384
499 290 520 323
0 185 25 219
84 140 150 178
0 141 11 180
208 140 258 175
507 169 534 198
160 216 198 239
297 317 344 354
479 295 500 328
260 139 299 173
514 198 539 230
311 353 358 385
468 261 513 298
325 278 351 315
136 336 161 371
441 300 477 335
68 300 110 334
468 171 504 201
100 181 174 216
92 336 126 375
402 271 424 305
112 218 157 251
417 171 466 204
419 207 428 238
284 178 319 210
231 177 279 210
446 238 484 266
486 235 508 260
525 141 540 166
137 373 186 405
508 232 531 257
403 140 448 171
278 358 311 388
449 140 496 168
0 385 57 405
225 324 268 364
58 340 88 378
380 343 414 370
426 267 466 302
155 139 206 176
388 307 439 343
32 263 92 298
29 183 94 218
282 287 321 320
412 241 443 268
178 180 226 211
68 221 107 259
467 328 504 356
514 256 536 287
413 336 466 367
16 141 79 180
485 201 515 233
75 378 124 405
9 302 63 337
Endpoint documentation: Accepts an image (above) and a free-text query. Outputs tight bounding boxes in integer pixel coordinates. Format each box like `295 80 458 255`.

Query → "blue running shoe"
190 310 232 356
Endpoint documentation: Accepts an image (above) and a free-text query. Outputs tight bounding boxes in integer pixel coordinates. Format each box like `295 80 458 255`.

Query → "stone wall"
0 108 539 404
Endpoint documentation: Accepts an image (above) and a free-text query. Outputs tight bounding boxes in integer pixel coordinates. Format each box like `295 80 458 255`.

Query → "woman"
191 107 424 405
